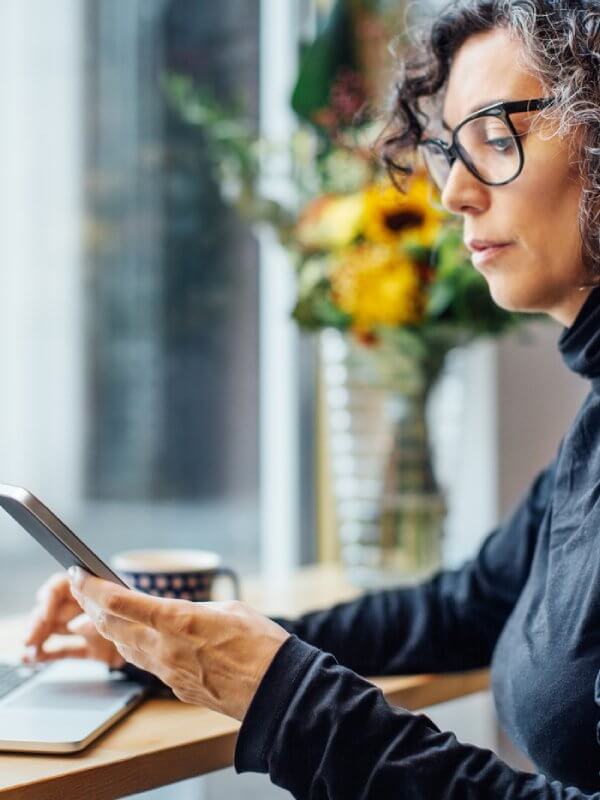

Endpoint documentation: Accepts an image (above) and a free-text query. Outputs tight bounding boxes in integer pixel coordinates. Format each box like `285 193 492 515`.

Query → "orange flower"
295 193 364 250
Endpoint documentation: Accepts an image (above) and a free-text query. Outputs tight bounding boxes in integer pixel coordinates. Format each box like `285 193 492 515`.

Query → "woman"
21 1 600 796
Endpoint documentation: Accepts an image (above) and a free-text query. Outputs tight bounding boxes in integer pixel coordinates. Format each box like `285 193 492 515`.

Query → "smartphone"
0 484 130 588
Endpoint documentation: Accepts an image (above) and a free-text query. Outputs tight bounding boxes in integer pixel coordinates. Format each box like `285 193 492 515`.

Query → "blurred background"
0 0 590 797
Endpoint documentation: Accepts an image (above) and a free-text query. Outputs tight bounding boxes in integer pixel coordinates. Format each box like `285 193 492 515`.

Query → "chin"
484 276 541 314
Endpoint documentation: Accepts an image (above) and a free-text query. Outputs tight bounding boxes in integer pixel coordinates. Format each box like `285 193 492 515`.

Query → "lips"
468 241 513 267
466 238 513 252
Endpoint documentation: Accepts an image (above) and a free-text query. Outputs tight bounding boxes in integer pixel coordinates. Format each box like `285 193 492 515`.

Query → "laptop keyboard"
0 662 40 701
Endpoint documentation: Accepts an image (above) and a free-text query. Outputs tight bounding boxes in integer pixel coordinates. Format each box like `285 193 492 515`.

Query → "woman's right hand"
21 571 125 668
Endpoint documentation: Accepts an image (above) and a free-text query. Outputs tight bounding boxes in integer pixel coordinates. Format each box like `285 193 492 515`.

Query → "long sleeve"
235 635 600 799
274 458 557 676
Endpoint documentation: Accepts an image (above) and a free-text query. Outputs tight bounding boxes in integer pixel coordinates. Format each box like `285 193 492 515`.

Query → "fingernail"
68 566 81 586
22 646 37 662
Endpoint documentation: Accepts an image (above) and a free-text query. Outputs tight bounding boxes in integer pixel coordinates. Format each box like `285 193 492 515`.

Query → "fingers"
24 572 79 648
24 606 77 647
22 613 128 668
102 615 157 656
66 613 93 636
35 572 73 621
35 571 69 605
23 611 82 660
24 645 91 663
67 595 158 657
23 614 51 649
69 569 176 632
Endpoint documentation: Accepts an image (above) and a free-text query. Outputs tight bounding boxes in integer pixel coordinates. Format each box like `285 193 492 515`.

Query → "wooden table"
0 565 489 799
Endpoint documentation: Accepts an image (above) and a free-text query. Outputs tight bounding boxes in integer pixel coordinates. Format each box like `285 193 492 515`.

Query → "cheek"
503 171 579 260
522 181 582 275
478 197 583 313
517 145 583 263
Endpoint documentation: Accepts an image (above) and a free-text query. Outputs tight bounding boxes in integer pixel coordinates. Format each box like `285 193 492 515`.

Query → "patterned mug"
110 549 241 602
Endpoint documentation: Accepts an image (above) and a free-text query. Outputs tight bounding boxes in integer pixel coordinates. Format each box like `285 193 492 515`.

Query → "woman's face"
439 27 589 326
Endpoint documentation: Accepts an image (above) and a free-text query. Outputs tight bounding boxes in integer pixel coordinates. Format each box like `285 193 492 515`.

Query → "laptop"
0 657 148 753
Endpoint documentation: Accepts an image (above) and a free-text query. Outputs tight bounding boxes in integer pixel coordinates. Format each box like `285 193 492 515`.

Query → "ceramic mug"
110 549 241 602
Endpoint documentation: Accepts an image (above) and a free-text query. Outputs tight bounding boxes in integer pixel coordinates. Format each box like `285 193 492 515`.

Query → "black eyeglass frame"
417 98 554 189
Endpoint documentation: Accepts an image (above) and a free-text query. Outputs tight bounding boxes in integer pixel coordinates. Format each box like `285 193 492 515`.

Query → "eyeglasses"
417 98 554 192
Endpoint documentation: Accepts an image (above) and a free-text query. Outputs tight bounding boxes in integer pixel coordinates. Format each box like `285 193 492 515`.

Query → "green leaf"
426 282 455 318
292 280 351 330
291 0 356 125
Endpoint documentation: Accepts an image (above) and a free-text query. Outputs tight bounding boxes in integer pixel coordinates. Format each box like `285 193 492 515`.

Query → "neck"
548 287 593 327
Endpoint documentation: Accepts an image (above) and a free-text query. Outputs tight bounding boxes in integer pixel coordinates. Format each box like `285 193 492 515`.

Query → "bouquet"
162 0 535 387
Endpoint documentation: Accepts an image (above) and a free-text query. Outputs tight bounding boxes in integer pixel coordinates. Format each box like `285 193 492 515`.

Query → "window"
0 0 276 614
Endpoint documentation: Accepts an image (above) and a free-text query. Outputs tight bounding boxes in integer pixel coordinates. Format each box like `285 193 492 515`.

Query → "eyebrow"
442 98 506 130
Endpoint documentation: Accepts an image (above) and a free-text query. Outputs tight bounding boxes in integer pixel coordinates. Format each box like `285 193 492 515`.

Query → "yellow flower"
363 173 445 248
295 192 364 250
330 244 424 331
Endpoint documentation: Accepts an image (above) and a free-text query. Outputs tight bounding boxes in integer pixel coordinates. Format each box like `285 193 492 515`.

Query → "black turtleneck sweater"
234 286 600 798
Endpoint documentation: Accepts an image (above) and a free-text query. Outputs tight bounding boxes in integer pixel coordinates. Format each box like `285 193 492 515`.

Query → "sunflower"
362 173 446 249
329 244 424 332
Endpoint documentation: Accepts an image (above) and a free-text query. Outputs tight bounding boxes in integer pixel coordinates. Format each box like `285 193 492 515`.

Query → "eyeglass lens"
421 114 521 191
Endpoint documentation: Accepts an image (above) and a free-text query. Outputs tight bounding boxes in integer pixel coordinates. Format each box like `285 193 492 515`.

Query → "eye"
485 136 515 153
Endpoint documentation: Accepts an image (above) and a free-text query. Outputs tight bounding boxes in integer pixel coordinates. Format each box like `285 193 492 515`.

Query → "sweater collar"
558 285 600 391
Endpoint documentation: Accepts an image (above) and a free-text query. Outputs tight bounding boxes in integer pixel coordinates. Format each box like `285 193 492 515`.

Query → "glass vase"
321 328 458 587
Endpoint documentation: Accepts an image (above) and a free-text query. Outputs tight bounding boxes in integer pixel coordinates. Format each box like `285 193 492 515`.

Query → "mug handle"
214 567 241 600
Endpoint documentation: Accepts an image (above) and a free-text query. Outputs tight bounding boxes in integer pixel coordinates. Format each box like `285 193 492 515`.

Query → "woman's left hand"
68 567 290 721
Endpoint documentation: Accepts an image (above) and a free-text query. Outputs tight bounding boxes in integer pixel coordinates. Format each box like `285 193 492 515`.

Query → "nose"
440 157 489 216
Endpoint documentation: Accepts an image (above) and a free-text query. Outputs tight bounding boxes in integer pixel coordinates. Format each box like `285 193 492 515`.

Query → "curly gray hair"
380 0 600 284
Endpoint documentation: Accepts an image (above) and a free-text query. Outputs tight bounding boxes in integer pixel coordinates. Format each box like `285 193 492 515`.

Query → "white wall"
438 320 588 568
497 320 588 516
431 340 499 568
